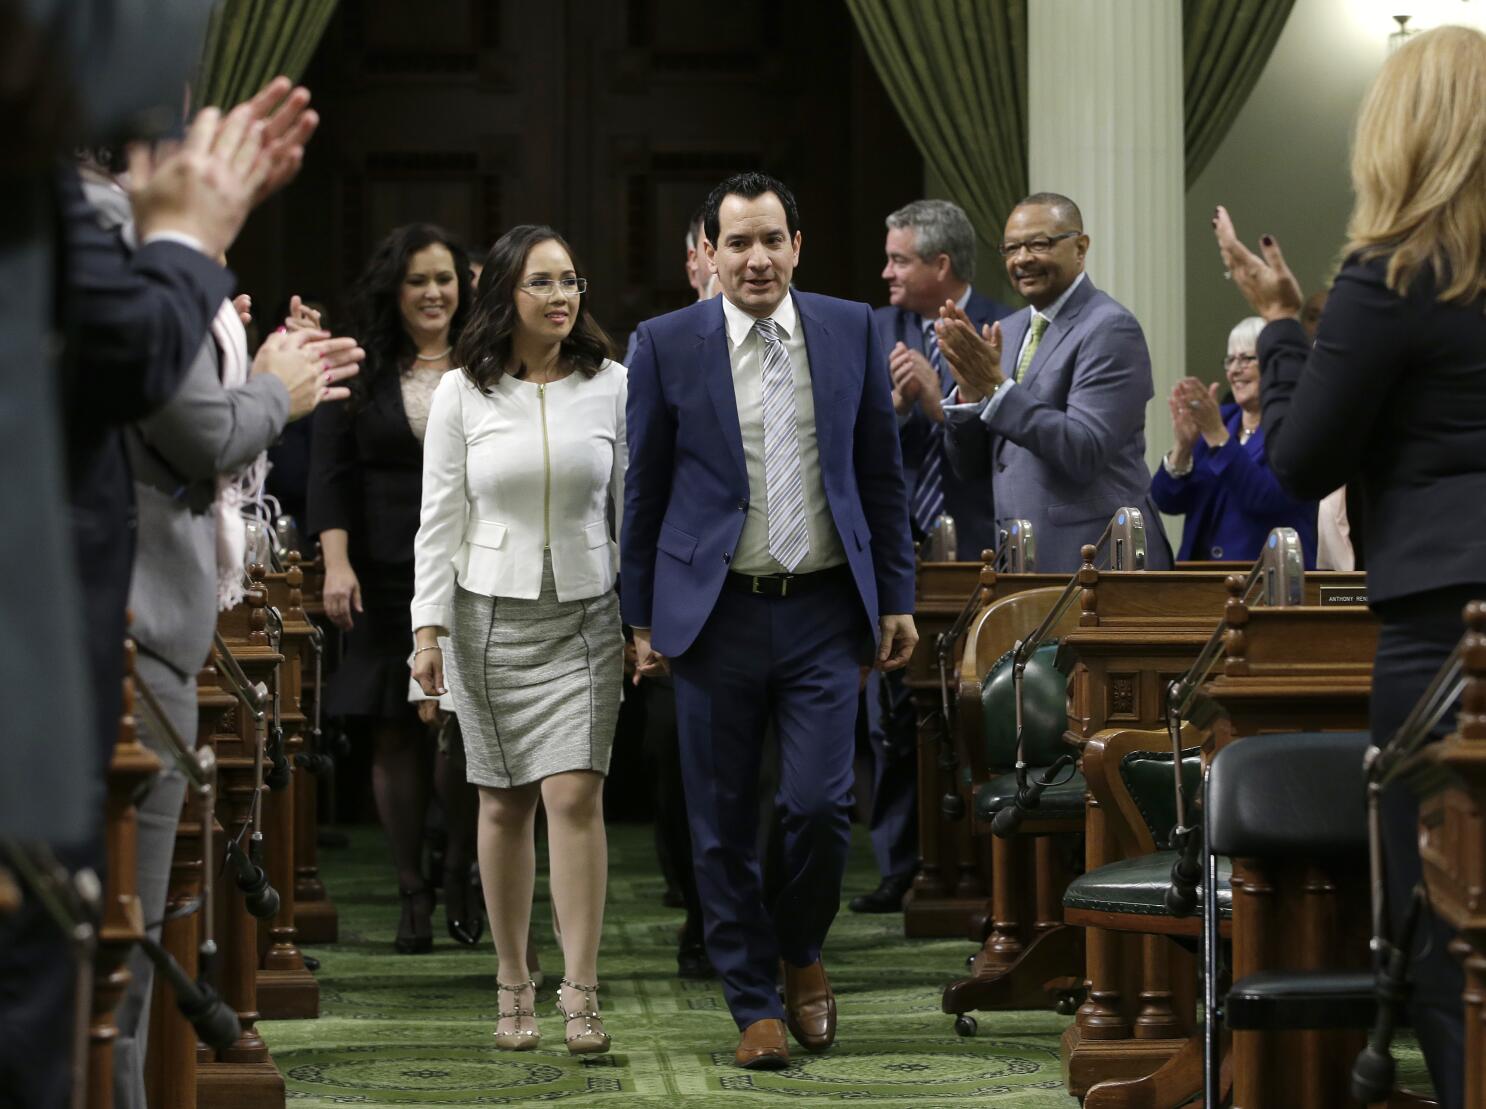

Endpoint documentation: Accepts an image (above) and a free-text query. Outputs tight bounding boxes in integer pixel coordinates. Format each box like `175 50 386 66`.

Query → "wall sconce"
1388 13 1418 52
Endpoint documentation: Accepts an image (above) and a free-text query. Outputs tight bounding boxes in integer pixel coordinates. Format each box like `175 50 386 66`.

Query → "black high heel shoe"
395 886 434 954
445 862 484 947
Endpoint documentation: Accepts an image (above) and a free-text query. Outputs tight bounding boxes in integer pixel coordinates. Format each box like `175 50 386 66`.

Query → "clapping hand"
251 328 363 420
239 77 319 205
1174 377 1228 447
1212 205 1303 322
888 342 942 420
1167 381 1201 453
935 300 1002 404
283 293 322 333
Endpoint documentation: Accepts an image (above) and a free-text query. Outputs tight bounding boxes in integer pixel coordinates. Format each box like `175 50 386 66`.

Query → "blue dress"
1150 404 1318 566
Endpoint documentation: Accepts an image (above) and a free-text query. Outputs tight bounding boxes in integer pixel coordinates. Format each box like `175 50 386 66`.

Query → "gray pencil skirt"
444 553 622 789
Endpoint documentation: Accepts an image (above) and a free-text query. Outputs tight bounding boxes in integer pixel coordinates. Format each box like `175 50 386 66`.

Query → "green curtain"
845 0 1028 303
847 0 1294 260
196 0 339 110
1183 0 1294 185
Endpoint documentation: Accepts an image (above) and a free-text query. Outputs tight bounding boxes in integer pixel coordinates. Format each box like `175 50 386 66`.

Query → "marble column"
1029 0 1185 481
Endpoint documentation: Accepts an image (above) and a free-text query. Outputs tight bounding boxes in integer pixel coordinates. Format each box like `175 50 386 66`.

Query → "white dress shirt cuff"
978 379 1016 426
140 230 209 255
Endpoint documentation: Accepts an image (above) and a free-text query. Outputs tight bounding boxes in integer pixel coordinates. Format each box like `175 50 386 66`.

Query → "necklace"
1239 424 1258 444
415 348 452 362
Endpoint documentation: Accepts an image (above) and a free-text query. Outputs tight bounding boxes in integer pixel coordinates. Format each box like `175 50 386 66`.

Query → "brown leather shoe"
782 959 836 1052
734 1018 790 1069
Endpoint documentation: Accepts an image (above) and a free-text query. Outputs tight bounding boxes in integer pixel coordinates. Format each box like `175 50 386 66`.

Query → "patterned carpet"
262 824 1080 1107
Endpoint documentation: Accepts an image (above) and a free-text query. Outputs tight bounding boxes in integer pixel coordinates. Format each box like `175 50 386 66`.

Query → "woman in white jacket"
411 225 625 1054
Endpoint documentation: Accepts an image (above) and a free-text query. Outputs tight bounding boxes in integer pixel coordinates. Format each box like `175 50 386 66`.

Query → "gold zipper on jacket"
538 382 551 549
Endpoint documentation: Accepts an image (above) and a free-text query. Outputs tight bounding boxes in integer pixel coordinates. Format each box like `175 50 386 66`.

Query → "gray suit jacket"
83 179 290 679
943 275 1171 574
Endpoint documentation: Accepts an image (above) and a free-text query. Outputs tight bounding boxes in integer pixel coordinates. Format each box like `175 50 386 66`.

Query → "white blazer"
411 361 627 631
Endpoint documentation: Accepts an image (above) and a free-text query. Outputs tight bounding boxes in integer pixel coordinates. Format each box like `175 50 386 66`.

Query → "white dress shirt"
721 293 847 576
945 271 1088 422
411 361 627 631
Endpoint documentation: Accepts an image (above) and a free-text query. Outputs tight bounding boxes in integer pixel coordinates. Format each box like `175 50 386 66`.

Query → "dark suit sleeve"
307 387 361 538
57 166 234 422
619 324 675 629
986 311 1151 487
941 402 993 480
1258 263 1407 501
853 306 916 615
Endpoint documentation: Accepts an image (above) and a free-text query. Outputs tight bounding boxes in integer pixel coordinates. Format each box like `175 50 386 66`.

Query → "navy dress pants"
671 576 870 1028
862 667 918 883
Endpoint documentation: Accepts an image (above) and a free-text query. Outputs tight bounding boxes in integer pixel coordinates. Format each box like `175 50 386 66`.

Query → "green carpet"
263 824 1080 1107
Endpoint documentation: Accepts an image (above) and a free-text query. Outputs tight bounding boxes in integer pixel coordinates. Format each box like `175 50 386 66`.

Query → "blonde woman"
1215 26 1486 1107
411 225 624 1055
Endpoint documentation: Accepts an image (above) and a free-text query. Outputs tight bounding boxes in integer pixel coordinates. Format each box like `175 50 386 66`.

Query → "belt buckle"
751 576 764 595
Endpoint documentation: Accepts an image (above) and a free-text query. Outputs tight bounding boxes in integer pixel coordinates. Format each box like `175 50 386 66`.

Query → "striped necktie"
755 318 811 571
910 326 952 536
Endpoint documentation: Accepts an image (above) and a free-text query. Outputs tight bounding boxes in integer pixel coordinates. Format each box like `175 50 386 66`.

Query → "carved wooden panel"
1108 674 1137 720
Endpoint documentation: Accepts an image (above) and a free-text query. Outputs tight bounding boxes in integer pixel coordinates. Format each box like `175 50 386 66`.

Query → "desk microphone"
137 937 241 1051
992 755 1075 837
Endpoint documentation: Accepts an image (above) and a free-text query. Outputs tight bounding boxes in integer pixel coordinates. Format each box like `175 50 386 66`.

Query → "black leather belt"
724 564 852 599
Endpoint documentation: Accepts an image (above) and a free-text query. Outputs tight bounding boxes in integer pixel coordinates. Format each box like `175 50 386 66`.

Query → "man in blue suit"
623 172 917 1069
938 192 1172 573
849 201 1012 917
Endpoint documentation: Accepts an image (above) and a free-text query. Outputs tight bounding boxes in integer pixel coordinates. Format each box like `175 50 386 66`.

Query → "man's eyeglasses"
519 277 588 296
1223 353 1259 368
997 230 1081 258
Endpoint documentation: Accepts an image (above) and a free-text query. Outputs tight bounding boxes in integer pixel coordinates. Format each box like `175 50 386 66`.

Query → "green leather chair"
974 641 1082 829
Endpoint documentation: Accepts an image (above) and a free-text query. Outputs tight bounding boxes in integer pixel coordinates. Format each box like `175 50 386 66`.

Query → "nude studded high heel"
556 978 610 1055
493 979 541 1050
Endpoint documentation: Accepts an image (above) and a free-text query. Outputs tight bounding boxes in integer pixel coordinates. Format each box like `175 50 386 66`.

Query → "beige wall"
1183 0 1390 381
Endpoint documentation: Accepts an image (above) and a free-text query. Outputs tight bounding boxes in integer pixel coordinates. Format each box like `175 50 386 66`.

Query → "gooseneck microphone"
137 936 241 1050
226 837 280 920
1352 886 1425 1104
991 754 1076 837
1165 818 1204 916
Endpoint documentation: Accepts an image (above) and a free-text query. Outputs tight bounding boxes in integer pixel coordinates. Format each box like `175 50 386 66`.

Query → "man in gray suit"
937 192 1171 573
80 176 362 1109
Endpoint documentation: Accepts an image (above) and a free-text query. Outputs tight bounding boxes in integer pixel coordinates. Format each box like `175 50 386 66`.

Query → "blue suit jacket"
874 288 1011 561
942 275 1172 574
622 291 917 658
1149 404 1318 566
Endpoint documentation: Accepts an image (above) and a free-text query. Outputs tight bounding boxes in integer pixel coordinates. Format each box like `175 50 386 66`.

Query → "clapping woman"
1150 317 1317 565
411 225 625 1054
1214 26 1486 1106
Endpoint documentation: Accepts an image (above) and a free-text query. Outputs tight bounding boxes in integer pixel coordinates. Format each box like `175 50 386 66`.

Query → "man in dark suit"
876 199 1010 560
939 192 1172 573
849 201 1012 916
0 68 316 1107
623 172 917 1068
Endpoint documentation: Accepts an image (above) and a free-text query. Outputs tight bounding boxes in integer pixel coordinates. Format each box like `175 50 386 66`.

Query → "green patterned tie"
1015 314 1049 382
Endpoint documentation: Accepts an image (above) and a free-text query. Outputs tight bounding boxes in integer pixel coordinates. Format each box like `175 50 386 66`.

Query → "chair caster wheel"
1054 991 1079 1015
953 1014 977 1037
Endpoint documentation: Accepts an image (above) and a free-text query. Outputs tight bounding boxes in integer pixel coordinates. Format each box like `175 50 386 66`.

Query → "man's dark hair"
686 204 707 248
1015 191 1084 232
703 172 799 246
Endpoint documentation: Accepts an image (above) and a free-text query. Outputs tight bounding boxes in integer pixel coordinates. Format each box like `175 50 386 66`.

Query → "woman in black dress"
1215 26 1486 1107
308 223 480 952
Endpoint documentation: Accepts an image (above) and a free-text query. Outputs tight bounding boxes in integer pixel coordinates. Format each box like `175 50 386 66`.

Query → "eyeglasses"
1223 353 1259 368
997 230 1081 258
519 277 588 296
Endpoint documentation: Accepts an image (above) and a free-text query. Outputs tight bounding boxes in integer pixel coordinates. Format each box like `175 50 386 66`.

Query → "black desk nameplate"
1319 585 1368 607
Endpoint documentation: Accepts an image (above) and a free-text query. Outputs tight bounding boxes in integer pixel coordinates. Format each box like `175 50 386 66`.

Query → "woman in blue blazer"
1150 316 1317 566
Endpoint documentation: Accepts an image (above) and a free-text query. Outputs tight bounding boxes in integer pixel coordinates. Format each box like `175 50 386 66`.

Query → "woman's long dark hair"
346 223 474 394
456 225 614 394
